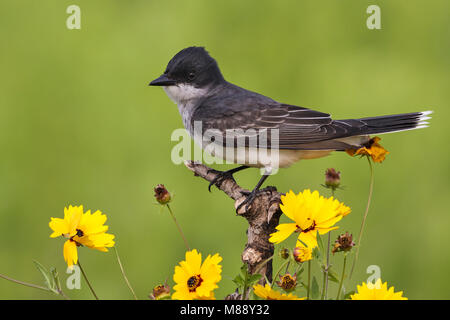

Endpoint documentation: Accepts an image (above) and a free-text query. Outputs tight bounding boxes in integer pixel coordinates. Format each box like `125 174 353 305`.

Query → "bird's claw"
236 189 260 213
208 170 233 192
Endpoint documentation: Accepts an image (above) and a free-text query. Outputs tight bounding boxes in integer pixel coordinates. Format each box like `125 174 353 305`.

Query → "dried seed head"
276 273 297 292
332 232 355 254
154 184 171 205
325 168 341 190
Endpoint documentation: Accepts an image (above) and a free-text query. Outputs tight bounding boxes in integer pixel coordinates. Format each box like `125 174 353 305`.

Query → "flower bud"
154 184 171 205
279 248 290 260
325 168 341 190
293 246 312 263
149 283 171 300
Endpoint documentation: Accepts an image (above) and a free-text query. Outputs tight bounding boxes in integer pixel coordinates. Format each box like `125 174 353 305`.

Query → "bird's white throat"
163 83 208 134
163 83 208 104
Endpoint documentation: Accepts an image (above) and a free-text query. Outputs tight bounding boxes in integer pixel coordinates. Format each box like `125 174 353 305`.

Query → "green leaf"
316 231 325 253
50 267 62 292
296 238 308 248
232 274 244 288
240 263 249 278
312 247 321 260
248 274 262 286
311 276 320 299
33 260 56 293
327 268 340 283
295 266 304 279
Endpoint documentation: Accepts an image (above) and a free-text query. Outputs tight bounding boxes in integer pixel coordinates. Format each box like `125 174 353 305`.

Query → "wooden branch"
184 161 283 288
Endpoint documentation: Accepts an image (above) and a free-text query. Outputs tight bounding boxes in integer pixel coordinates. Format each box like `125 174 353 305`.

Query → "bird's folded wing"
191 101 364 150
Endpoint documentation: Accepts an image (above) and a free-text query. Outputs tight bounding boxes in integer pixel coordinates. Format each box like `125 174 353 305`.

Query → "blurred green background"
0 0 449 300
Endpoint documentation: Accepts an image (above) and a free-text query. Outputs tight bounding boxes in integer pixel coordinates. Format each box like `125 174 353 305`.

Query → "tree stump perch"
184 160 283 289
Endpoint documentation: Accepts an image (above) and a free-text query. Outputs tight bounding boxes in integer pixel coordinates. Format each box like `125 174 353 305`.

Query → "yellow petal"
78 210 109 235
279 190 299 221
350 278 407 300
297 230 317 248
78 232 115 249
66 205 83 236
269 223 297 244
63 240 78 268
173 265 190 285
49 217 68 238
184 249 202 274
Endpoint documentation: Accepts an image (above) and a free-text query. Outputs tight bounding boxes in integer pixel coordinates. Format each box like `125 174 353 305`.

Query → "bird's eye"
188 72 196 80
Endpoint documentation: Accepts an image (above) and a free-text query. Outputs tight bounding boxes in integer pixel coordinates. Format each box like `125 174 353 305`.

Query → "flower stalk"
350 157 374 278
77 260 99 300
113 247 138 300
166 204 190 251
307 260 311 299
271 259 290 288
336 253 348 300
322 187 335 300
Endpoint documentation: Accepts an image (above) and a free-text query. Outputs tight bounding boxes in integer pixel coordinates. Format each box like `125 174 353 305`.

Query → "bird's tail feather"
354 111 432 135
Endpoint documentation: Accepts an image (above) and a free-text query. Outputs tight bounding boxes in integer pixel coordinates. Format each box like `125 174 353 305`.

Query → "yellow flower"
346 136 389 163
253 284 305 300
49 205 115 268
350 279 407 300
293 245 313 263
172 249 222 300
269 190 350 248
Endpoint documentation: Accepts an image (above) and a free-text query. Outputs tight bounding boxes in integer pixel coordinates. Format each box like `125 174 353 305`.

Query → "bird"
149 46 431 211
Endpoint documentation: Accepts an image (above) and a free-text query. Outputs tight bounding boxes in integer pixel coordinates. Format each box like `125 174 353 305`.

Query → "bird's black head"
149 47 224 88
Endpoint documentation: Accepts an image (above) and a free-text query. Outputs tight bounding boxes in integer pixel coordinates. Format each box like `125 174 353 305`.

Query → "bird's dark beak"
149 74 176 86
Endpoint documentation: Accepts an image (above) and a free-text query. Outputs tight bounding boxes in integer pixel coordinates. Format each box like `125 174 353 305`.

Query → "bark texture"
184 160 283 284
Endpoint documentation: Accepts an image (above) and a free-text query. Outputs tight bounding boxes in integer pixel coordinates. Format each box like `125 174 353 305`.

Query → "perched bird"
149 46 431 210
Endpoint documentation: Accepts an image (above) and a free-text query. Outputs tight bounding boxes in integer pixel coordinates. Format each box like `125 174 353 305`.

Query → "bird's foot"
207 170 234 192
236 188 261 213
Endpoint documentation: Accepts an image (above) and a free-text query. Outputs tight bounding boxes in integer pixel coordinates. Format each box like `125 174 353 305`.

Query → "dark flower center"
187 275 203 292
67 229 85 247
295 219 316 233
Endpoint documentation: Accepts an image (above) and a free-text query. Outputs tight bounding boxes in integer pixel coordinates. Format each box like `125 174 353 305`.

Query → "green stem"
307 260 311 300
57 288 71 300
322 188 335 300
254 255 274 277
264 274 271 286
336 254 347 300
242 265 251 300
0 273 50 292
294 263 301 276
285 261 291 274
271 259 290 288
166 204 191 251
113 247 138 300
78 260 99 300
350 157 374 279
321 267 326 300
321 232 332 300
